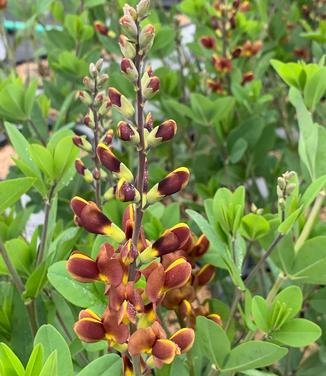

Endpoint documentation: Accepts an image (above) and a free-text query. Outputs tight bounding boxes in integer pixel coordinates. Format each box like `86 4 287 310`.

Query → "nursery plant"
0 0 325 375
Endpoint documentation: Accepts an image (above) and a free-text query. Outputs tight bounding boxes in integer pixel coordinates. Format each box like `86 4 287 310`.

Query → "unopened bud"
140 24 155 53
145 113 153 131
117 121 140 143
200 36 216 49
98 73 109 86
73 135 92 152
83 76 94 91
84 112 94 128
119 35 136 59
95 58 104 71
108 87 135 118
102 129 114 145
142 76 160 99
121 58 138 81
137 0 150 19
89 63 97 78
147 120 177 146
76 91 92 106
98 99 111 117
75 159 86 176
93 168 101 180
94 91 105 106
119 15 137 41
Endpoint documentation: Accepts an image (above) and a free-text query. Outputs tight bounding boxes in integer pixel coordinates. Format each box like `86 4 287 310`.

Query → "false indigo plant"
66 1 219 373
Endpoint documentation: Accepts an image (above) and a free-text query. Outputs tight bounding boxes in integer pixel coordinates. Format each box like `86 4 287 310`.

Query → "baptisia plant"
63 1 221 374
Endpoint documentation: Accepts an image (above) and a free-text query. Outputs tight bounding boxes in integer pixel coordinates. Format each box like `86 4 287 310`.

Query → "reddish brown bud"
200 36 216 49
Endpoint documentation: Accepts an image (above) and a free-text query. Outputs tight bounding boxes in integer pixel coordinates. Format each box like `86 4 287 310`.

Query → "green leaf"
34 325 73 376
222 341 287 372
0 177 35 214
273 286 302 320
303 66 326 111
48 261 104 307
278 206 303 235
291 236 326 283
77 354 122 376
195 316 230 368
271 319 321 347
0 342 25 376
251 296 271 333
25 344 44 376
29 144 55 179
39 351 57 376
240 214 270 240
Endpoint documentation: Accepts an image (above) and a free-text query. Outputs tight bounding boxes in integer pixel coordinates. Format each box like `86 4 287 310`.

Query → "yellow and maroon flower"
70 196 125 242
67 243 125 286
146 167 190 204
128 321 194 368
212 55 232 73
108 87 135 118
143 258 192 303
147 120 177 146
200 36 216 49
139 223 191 262
97 143 134 182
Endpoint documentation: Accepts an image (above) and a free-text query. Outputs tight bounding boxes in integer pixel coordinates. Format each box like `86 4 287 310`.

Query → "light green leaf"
271 319 321 347
222 341 287 372
195 316 230 368
77 354 122 376
34 325 73 376
0 177 35 214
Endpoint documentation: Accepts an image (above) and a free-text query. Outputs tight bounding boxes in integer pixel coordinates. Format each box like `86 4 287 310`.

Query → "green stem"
0 239 38 336
295 191 325 253
36 184 56 265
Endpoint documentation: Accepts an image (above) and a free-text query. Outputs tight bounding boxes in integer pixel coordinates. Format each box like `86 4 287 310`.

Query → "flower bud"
117 121 140 143
101 129 114 145
94 21 109 36
119 15 137 41
139 24 155 52
98 99 111 117
98 73 109 86
146 167 190 204
108 87 135 118
95 58 104 71
75 159 86 176
120 58 138 81
73 135 92 152
84 111 94 128
82 76 94 91
116 178 140 203
142 76 160 99
89 63 97 78
119 35 136 59
94 91 105 106
97 143 134 182
71 196 125 242
241 71 254 86
137 0 150 19
200 36 216 49
145 112 153 131
76 90 92 106
147 120 177 146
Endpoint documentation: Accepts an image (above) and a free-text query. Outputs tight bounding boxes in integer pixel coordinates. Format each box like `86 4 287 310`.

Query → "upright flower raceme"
67 1 219 374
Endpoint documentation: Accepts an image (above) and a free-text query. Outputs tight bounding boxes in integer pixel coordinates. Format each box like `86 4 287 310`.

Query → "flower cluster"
66 1 221 373
200 0 263 93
